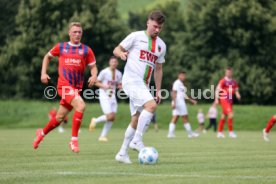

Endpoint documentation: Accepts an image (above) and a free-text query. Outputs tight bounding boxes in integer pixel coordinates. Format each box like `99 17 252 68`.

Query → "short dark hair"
109 56 118 60
148 10 165 24
179 71 186 74
226 67 232 70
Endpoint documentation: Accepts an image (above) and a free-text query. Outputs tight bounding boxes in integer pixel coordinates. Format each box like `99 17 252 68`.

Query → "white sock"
119 124 135 155
183 123 193 135
168 122 175 135
95 115 107 124
132 110 153 143
100 121 113 137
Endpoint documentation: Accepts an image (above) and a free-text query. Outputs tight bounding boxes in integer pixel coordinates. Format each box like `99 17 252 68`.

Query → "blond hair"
68 22 82 31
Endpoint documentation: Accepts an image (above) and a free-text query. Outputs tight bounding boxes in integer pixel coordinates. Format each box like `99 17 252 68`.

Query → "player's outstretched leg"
33 117 60 149
263 116 276 142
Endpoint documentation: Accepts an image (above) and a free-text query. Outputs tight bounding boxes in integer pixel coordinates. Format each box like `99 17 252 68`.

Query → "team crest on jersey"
63 48 68 53
158 45 161 52
78 50 83 55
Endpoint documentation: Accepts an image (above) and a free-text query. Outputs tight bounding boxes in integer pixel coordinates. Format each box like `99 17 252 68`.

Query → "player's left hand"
88 76 97 88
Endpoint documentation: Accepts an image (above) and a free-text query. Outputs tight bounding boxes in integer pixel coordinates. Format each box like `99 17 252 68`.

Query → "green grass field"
0 101 276 183
0 100 275 131
0 128 276 184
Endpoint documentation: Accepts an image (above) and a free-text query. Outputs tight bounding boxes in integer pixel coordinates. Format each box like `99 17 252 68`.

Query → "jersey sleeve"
86 47 96 66
156 44 166 64
217 79 224 89
172 81 178 91
49 43 60 57
119 32 136 51
97 70 104 81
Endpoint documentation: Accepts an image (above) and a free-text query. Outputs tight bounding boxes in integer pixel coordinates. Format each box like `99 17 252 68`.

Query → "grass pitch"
0 128 276 184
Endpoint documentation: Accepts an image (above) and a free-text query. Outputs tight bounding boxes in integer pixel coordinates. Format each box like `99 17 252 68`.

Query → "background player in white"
113 11 166 164
167 71 199 138
89 56 122 142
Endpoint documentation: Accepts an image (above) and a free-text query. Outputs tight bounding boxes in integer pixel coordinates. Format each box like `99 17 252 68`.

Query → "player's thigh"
123 82 154 108
71 96 86 112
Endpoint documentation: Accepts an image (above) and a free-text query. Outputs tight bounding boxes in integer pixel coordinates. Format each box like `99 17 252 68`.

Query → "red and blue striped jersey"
49 42 96 89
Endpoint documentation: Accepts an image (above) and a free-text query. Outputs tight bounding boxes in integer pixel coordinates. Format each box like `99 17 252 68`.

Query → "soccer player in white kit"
113 11 166 164
167 71 199 138
89 56 122 142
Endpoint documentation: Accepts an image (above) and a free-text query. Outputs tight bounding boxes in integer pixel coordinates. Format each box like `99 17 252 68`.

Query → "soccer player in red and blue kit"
33 22 98 153
215 67 241 138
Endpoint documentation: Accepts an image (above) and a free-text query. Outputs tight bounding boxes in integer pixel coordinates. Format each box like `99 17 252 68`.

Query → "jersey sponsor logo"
63 48 69 53
139 50 158 64
64 58 81 66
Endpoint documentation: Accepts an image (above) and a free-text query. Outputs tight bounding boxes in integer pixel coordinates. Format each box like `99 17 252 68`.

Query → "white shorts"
172 101 188 116
99 96 117 114
123 81 154 116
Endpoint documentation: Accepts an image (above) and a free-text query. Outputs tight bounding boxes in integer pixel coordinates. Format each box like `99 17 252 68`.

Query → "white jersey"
208 106 217 119
197 112 205 123
97 67 122 99
120 31 166 85
172 79 187 102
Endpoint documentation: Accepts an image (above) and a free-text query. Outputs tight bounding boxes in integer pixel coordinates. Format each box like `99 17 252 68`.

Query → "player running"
89 56 122 142
167 71 199 138
33 22 97 153
215 67 241 138
113 11 166 164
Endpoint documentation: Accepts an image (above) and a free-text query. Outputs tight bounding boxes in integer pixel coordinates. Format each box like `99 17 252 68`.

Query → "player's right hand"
41 73 51 84
120 51 128 61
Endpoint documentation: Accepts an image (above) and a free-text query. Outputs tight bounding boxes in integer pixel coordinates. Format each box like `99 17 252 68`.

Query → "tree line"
1 0 276 104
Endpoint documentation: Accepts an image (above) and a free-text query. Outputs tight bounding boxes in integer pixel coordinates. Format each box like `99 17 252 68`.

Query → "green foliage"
171 0 276 104
0 0 128 98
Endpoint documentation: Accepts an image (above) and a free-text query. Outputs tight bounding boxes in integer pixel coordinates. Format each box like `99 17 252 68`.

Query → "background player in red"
215 67 241 138
263 115 276 142
33 22 97 153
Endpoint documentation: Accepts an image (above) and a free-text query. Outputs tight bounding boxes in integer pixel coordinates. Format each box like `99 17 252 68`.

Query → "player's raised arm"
40 53 52 84
113 45 128 61
88 64 98 88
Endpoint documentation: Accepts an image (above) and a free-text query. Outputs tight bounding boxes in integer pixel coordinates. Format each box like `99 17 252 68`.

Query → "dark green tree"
169 0 276 104
0 0 128 98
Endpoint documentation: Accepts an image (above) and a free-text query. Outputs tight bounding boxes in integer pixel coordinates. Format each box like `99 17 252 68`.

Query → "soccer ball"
138 147 159 164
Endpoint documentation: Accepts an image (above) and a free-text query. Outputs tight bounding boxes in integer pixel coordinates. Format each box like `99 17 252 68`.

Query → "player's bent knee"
107 113 116 121
144 101 157 113
228 112 234 118
55 115 65 123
